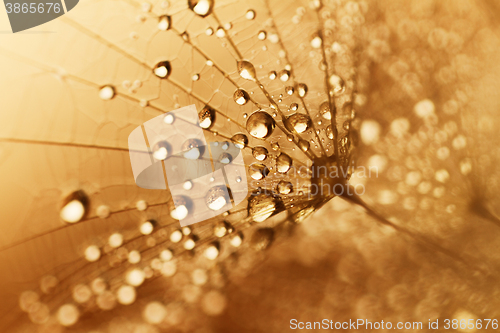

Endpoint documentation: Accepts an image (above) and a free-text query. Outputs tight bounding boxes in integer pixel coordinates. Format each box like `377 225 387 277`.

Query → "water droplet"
268 71 277 80
84 245 100 262
163 113 175 124
109 233 123 248
286 113 311 134
285 86 294 95
99 85 115 100
183 180 193 190
143 301 167 324
213 222 228 237
299 139 310 151
117 285 136 305
310 36 322 48
277 181 293 194
246 9 256 19
276 153 292 173
204 243 219 260
158 15 171 31
268 33 279 43
278 69 290 81
192 73 200 81
184 235 196 250
72 284 92 304
290 103 299 111
271 142 280 150
233 89 250 105
236 176 242 182
171 197 189 220
181 138 203 159
326 125 334 139
206 60 214 66
60 190 88 223
328 74 345 95
128 250 141 264
231 133 248 148
296 83 308 97
205 27 214 35
219 152 232 164
152 141 170 160
188 0 213 17
319 101 332 119
160 249 173 261
258 30 267 40
249 163 270 180
249 194 278 223
126 268 145 287
215 27 225 37
153 61 171 78
246 111 275 139
206 186 230 211
140 221 154 235
230 233 243 247
237 60 257 81
343 121 350 130
252 146 268 161
57 304 79 326
250 228 274 250
199 105 216 129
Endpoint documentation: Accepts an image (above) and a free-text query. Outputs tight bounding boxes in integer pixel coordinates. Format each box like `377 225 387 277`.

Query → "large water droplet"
328 74 345 95
276 153 292 173
296 83 308 97
233 89 250 105
286 113 311 134
188 0 213 17
249 163 269 180
277 181 293 195
199 105 215 129
252 146 268 161
246 111 275 139
249 194 278 223
231 133 248 148
237 60 257 81
60 191 88 223
153 61 171 79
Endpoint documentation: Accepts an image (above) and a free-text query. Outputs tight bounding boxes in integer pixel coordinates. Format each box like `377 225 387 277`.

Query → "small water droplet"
158 15 171 31
205 27 214 35
60 191 88 223
268 71 277 80
258 30 267 40
199 105 215 129
276 153 292 173
188 0 213 17
290 103 299 111
233 89 250 105
299 139 310 151
296 83 308 97
285 86 294 95
237 60 257 80
249 163 270 180
246 111 275 139
164 113 175 124
319 101 333 119
108 233 123 248
152 141 170 160
192 73 200 81
252 146 268 161
170 197 189 220
181 139 203 159
249 194 279 223
246 9 256 20
310 35 322 48
278 69 290 81
277 181 293 194
231 133 248 148
271 142 280 150
99 85 115 100
153 61 171 78
328 74 345 95
204 243 219 260
206 186 230 211
250 228 274 250
216 27 225 38
326 125 334 139
343 121 350 130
